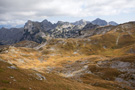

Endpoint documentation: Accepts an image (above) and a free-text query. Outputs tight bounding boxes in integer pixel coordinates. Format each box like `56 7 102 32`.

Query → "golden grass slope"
0 60 107 90
0 22 135 90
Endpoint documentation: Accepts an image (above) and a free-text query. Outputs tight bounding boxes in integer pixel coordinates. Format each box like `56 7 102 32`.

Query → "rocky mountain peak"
56 21 70 26
95 18 101 20
41 19 54 31
109 21 118 26
41 19 53 25
42 19 49 23
24 20 34 30
57 21 63 24
25 20 34 25
79 19 85 22
92 18 107 26
72 19 88 26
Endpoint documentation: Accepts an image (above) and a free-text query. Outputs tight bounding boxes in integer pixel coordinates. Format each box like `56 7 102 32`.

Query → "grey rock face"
72 19 89 26
92 18 107 26
21 20 46 43
41 19 55 31
82 23 99 30
47 20 85 38
0 27 23 45
56 21 70 26
81 23 113 37
109 21 118 26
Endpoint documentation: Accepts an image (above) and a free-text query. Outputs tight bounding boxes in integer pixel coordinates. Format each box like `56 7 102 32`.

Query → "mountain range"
0 18 118 45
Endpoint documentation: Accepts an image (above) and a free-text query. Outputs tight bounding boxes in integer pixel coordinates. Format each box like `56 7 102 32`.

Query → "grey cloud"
0 0 135 27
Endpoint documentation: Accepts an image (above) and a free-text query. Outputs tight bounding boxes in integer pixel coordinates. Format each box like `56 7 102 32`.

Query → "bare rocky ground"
44 55 135 90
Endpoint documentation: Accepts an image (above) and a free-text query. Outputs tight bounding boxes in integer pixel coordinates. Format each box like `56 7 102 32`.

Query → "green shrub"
0 68 4 72
1 80 9 84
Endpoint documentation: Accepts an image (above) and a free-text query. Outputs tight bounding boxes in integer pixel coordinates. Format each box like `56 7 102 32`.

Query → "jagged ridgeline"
0 18 118 45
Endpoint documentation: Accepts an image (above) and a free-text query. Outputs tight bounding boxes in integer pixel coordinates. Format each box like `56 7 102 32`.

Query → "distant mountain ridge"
0 27 23 45
91 18 118 26
72 19 89 25
0 18 119 45
108 21 118 26
91 18 108 26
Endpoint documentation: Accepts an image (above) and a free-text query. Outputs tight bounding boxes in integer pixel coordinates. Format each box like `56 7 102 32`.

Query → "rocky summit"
109 21 118 26
91 18 108 26
0 18 135 90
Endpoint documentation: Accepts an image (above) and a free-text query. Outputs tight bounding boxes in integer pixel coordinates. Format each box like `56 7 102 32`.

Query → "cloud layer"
0 0 135 27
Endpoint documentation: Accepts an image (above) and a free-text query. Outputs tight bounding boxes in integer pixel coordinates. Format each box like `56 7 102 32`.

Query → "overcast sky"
0 0 135 27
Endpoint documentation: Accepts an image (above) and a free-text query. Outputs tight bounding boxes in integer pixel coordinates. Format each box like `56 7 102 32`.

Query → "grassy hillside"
0 22 135 90
0 60 107 90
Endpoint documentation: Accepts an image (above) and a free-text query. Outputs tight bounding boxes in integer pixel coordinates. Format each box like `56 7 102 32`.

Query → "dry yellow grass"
0 60 109 90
